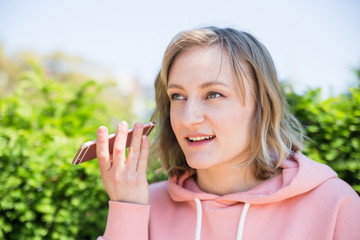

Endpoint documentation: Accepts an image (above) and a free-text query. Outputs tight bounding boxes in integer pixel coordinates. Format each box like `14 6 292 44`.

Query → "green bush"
0 62 119 239
285 76 360 193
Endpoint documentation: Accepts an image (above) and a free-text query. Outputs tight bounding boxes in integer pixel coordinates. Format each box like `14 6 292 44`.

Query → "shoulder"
318 178 360 238
149 180 168 194
325 178 359 199
293 152 358 202
149 180 172 205
312 177 360 206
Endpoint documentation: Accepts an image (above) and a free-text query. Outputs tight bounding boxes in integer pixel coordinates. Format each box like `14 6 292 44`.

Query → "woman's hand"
96 121 149 205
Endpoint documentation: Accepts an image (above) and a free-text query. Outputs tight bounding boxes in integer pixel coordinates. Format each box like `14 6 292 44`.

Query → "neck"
195 162 264 196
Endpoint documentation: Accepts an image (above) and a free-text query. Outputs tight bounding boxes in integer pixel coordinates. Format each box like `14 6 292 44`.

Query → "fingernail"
98 126 107 134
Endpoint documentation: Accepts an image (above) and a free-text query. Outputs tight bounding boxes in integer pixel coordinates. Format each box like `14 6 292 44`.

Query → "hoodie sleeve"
333 185 360 240
98 201 150 240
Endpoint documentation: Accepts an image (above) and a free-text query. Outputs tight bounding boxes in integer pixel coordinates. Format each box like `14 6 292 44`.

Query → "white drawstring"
194 199 250 240
194 198 202 240
237 203 251 240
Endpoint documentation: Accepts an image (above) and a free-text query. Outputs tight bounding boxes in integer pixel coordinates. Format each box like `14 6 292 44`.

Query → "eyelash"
169 92 224 101
207 92 223 99
170 94 183 100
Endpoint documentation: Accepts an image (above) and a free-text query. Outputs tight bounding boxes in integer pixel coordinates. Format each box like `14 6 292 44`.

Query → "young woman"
96 26 360 240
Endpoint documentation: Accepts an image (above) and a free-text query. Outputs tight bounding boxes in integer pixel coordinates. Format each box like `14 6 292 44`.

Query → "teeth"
188 136 214 142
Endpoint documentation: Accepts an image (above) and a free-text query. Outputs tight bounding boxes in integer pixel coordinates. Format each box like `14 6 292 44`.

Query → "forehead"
169 46 251 84
168 46 231 84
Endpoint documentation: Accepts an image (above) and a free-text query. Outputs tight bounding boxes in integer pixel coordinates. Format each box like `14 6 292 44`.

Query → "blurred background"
0 0 359 239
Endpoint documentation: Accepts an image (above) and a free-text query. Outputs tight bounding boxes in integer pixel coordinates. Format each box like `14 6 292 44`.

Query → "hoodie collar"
168 152 338 205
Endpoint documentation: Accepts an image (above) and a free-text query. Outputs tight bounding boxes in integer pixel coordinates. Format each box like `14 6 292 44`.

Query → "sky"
0 0 360 98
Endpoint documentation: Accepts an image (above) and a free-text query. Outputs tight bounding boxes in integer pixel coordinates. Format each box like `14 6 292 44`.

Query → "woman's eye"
170 94 184 100
207 92 222 99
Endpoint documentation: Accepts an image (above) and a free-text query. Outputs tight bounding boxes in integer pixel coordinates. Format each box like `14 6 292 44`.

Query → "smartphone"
72 121 156 165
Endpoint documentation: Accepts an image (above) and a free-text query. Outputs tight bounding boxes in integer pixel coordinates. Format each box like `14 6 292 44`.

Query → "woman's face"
167 46 256 171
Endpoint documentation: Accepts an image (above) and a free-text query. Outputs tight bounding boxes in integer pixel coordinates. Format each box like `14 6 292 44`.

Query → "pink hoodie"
98 152 360 240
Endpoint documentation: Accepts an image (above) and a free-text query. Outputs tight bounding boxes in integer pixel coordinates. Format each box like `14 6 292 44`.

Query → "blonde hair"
151 26 304 179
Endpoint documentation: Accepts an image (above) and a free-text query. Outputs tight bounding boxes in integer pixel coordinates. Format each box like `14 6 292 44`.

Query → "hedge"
285 78 360 193
1 63 118 239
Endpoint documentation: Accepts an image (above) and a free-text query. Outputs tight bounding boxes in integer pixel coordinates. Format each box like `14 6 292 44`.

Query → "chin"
185 158 215 170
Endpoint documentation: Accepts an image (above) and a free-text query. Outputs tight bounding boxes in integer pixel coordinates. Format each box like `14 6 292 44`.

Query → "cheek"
170 106 180 135
220 105 255 143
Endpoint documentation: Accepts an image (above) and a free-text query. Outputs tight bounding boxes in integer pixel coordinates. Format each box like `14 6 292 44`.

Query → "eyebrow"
167 81 229 90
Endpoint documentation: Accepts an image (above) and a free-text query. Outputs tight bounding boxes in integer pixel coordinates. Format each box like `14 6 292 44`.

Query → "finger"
96 126 111 173
112 121 128 169
127 122 144 172
137 135 149 173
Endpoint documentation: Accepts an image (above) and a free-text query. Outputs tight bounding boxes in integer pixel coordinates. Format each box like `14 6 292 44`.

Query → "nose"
181 99 205 127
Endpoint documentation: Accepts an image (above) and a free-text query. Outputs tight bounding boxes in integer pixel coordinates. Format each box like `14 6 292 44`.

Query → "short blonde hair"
151 26 304 178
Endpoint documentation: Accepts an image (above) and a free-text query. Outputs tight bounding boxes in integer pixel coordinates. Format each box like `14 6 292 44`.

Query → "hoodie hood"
168 152 338 205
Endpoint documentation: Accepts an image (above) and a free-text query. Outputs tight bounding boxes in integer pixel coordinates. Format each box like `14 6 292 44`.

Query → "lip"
185 133 215 138
186 137 215 147
184 133 216 147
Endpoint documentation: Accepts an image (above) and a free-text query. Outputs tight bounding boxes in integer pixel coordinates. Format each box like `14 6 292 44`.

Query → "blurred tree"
0 47 135 126
0 45 22 96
